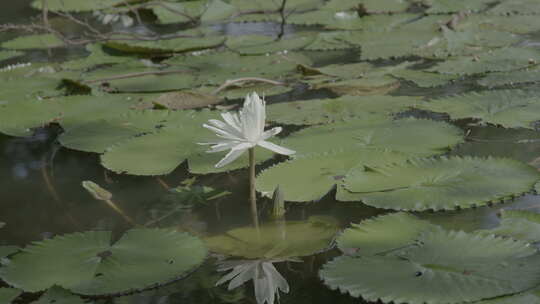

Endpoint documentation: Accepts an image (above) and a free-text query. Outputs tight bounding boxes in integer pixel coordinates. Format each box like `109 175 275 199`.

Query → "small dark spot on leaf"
415 271 423 277
97 250 112 259
95 273 104 277
168 259 175 264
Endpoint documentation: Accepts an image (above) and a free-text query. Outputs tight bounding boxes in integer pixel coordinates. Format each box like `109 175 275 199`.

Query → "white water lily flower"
200 92 295 168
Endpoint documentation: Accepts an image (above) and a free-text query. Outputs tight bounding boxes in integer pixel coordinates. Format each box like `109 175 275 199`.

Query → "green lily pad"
417 89 540 129
483 210 540 243
62 44 134 70
153 91 221 110
1 34 64 50
256 149 411 202
0 51 23 62
32 286 85 304
304 31 359 51
98 109 275 175
488 0 540 15
343 156 540 211
283 118 463 157
336 212 439 256
231 0 323 12
152 1 206 24
320 227 540 304
421 0 493 13
200 0 238 22
428 47 540 75
478 67 540 88
0 288 21 304
166 51 311 86
313 76 400 96
225 33 315 55
0 229 207 295
105 35 225 54
30 0 124 12
323 0 410 13
204 216 339 259
266 95 421 125
354 29 439 60
391 69 459 87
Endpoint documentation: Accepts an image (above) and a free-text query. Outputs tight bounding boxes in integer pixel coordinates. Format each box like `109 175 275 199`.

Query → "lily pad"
225 33 315 55
204 216 339 259
417 89 540 129
484 210 540 243
478 67 540 88
31 0 124 12
320 227 540 304
343 156 540 211
313 76 400 96
153 91 221 110
421 0 493 13
62 44 134 70
391 69 459 87
0 229 207 295
152 1 207 24
336 212 439 256
1 34 64 50
488 0 540 15
32 286 85 304
428 47 540 75
0 288 21 304
256 149 411 202
0 51 23 62
323 0 411 13
283 118 463 157
266 95 421 125
105 35 225 54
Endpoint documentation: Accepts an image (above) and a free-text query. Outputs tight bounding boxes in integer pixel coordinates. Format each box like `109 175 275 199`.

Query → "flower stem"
249 148 260 228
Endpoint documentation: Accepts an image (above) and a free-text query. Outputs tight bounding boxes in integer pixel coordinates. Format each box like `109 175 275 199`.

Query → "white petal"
221 112 243 133
215 148 247 168
258 140 296 155
261 127 282 140
207 141 241 153
203 124 244 141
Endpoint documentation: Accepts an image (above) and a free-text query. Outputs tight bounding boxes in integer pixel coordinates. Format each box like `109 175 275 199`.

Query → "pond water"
2 1 540 304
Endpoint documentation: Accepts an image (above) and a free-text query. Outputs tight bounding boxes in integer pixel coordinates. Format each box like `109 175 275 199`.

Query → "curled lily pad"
0 229 207 295
321 225 540 304
153 91 221 110
417 89 540 130
105 35 225 54
343 156 540 211
204 216 339 259
313 77 400 96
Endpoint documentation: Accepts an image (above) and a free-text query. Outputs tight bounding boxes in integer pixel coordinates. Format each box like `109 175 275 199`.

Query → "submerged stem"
249 148 259 228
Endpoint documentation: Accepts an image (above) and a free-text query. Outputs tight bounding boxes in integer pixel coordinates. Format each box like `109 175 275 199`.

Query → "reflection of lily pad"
0 229 207 295
204 216 339 259
343 156 540 211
